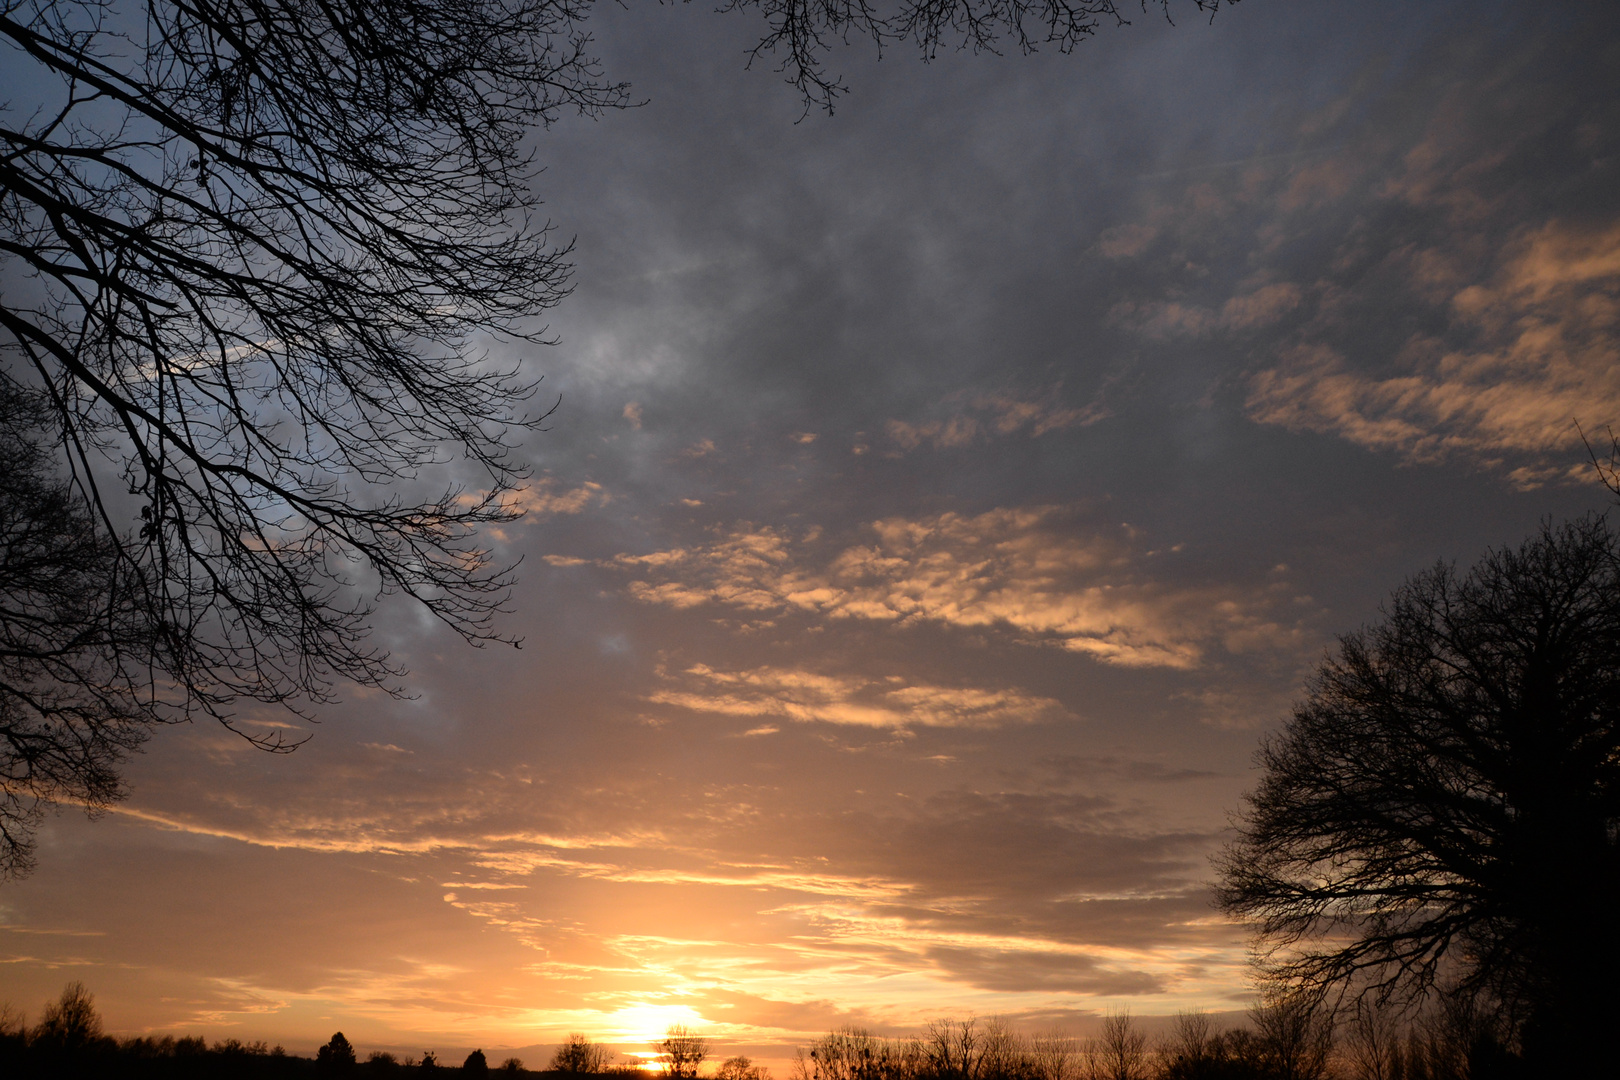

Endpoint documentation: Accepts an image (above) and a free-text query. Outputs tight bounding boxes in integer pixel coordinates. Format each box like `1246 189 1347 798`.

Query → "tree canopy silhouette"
317 1032 356 1074
1217 515 1620 1074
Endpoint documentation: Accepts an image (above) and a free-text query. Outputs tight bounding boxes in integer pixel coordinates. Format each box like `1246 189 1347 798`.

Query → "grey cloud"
921 947 1166 996
1089 3 1620 484
601 508 1308 668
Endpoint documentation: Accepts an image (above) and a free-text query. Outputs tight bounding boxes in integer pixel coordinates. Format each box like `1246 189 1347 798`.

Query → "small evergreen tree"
318 1032 358 1074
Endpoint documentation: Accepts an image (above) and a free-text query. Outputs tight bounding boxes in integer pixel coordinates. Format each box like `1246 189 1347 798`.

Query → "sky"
3 0 1620 1067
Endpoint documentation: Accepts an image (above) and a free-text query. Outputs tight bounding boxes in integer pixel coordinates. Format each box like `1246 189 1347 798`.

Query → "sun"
598 1003 709 1045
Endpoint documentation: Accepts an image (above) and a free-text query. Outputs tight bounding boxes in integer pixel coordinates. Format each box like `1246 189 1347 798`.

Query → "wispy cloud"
646 664 1068 730
885 392 1107 452
1098 63 1620 486
1245 221 1620 485
606 508 1300 668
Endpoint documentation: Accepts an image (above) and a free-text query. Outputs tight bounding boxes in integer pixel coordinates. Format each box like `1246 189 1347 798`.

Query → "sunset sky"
3 0 1619 1067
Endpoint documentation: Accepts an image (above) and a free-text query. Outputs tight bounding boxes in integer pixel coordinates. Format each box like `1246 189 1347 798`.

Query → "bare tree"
1217 516 1620 1074
552 1034 611 1075
922 1018 988 1080
0 0 630 871
1342 1000 1403 1080
31 981 104 1053
715 0 1235 114
717 1056 773 1080
1156 1013 1218 1080
977 1018 1029 1080
659 1026 711 1079
1248 998 1331 1080
1082 1012 1147 1080
0 387 153 877
1025 1032 1079 1080
798 1026 920 1080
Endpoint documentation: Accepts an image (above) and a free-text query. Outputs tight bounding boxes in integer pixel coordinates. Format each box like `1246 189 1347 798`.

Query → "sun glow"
598 1003 708 1044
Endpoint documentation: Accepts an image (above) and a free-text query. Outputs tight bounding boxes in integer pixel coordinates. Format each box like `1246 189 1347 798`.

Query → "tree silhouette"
720 0 1233 115
658 1026 710 1079
717 1056 772 1080
1083 1012 1147 1080
31 981 103 1053
465 1048 490 1076
0 0 629 873
317 1032 357 1074
0 386 154 878
552 1034 610 1074
1217 515 1620 1074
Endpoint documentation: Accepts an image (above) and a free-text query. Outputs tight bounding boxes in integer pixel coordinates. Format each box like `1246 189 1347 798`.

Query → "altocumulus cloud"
646 663 1071 730
595 506 1305 668
1246 221 1620 486
1098 13 1620 487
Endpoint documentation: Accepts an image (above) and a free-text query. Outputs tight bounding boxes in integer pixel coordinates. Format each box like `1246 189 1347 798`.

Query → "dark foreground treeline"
1 983 535 1080
788 1002 1523 1080
3 982 1531 1080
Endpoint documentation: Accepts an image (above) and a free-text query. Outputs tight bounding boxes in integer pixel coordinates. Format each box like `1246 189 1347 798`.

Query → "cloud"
1098 223 1158 259
884 393 1107 452
1108 283 1304 340
646 664 1069 730
683 439 719 459
511 479 611 516
1246 221 1620 483
919 946 1165 995
609 508 1300 668
1093 35 1620 487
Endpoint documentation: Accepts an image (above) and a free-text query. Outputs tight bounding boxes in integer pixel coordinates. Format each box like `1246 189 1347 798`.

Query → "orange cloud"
646 665 1069 730
1247 220 1620 484
512 479 611 516
885 393 1106 452
609 508 1301 668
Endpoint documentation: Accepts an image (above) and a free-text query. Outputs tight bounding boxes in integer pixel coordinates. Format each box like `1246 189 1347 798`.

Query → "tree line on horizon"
0 984 1533 1080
